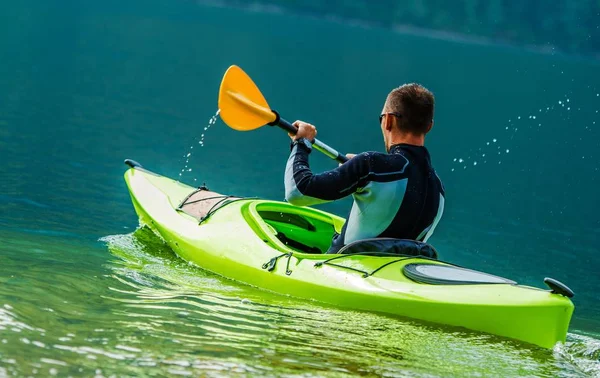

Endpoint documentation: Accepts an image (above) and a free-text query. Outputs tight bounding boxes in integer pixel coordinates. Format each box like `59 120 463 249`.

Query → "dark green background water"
1 1 599 376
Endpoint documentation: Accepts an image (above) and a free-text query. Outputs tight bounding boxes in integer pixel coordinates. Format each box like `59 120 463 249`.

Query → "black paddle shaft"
269 111 349 164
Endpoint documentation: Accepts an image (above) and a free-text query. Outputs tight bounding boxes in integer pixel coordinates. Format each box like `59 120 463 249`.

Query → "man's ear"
385 116 394 131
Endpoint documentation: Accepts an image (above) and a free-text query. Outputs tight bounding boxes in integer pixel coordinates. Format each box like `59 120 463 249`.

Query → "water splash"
555 333 600 377
179 110 220 184
450 91 599 172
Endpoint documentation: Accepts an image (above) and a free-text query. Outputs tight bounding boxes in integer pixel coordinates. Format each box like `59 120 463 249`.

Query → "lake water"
1 1 599 376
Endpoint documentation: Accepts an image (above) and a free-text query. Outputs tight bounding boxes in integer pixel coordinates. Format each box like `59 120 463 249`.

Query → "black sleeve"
284 143 372 206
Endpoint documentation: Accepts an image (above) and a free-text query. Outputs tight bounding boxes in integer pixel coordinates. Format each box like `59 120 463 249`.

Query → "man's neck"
387 132 425 150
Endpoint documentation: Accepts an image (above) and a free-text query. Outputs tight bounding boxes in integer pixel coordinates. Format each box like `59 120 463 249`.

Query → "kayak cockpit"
242 202 440 258
244 202 339 254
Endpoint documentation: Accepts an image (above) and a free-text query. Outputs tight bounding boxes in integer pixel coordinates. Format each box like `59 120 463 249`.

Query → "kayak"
123 159 574 349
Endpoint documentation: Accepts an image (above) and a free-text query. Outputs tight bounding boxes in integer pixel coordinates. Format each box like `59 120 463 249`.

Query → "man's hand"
289 120 317 142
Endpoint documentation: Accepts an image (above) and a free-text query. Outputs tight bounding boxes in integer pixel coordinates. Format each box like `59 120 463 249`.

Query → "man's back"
285 142 445 253
341 143 444 245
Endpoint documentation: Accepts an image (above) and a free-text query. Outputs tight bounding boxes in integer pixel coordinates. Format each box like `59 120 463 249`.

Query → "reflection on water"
2 228 596 377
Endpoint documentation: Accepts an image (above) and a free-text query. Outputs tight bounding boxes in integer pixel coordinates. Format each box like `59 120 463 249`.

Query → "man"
284 83 445 253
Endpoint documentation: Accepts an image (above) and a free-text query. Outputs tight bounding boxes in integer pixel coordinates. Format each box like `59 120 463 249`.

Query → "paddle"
218 65 349 163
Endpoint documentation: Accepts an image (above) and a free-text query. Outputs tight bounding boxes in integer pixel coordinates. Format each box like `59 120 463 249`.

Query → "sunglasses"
379 112 403 123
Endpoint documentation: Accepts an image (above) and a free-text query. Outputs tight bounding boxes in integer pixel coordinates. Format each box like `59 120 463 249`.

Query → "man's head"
380 83 435 148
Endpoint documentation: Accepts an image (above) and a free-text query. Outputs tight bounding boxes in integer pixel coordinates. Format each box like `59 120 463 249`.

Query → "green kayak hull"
123 164 574 349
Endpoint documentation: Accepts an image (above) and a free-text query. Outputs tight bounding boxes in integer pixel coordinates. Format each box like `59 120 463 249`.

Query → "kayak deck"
178 188 241 220
123 162 575 349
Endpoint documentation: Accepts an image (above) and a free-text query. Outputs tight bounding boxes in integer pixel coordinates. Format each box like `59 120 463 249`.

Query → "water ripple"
97 229 599 377
0 228 597 377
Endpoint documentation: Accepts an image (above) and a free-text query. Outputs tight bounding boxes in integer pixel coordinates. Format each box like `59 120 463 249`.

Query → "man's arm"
284 142 372 206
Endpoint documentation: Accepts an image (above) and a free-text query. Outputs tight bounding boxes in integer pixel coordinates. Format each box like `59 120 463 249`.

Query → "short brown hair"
386 84 434 134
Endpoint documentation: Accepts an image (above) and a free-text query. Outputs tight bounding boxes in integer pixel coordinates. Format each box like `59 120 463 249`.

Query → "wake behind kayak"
123 159 574 349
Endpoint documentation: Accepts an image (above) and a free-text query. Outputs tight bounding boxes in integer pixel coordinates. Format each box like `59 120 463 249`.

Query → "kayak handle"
544 277 574 298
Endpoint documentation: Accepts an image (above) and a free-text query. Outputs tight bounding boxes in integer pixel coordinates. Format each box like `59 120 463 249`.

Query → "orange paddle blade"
218 65 277 131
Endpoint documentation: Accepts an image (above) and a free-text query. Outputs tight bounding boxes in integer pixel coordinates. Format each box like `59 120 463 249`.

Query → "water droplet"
558 101 562 104
528 116 532 119
517 116 521 119
473 161 477 166
453 158 457 162
486 142 490 145
482 154 486 157
451 168 455 172
463 166 467 169
493 138 497 143
532 116 536 119
458 158 464 163
506 149 510 153
499 161 502 164
505 126 508 130
566 98 570 102
186 153 191 157
188 168 192 172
